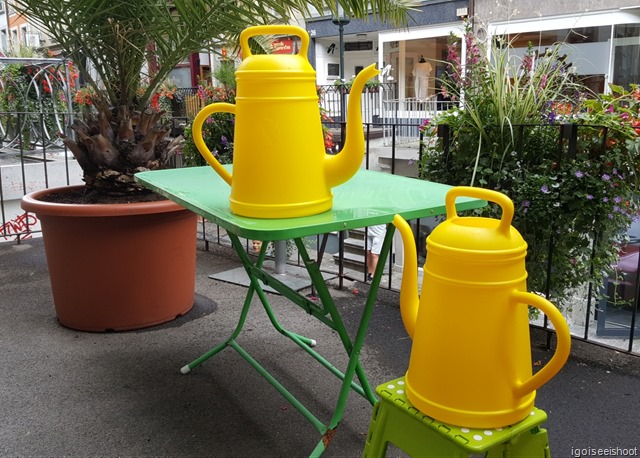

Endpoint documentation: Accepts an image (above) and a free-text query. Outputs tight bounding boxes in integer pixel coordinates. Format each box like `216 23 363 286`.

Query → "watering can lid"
237 54 314 73
428 215 526 253
430 186 526 253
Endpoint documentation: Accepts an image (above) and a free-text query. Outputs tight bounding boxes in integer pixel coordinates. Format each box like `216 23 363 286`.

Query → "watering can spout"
392 214 420 339
325 63 379 188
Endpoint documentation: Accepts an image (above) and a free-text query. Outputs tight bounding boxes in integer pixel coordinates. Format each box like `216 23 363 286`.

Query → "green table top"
135 165 486 241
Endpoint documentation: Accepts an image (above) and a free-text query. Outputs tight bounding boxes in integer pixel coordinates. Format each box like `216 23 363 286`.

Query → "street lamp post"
332 5 350 136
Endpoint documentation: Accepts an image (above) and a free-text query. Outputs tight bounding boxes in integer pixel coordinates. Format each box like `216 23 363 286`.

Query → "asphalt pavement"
1 238 639 457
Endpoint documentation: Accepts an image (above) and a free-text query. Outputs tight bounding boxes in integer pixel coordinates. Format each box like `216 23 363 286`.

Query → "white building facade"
305 0 640 98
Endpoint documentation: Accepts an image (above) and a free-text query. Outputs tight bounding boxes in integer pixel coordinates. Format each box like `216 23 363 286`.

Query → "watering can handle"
240 25 309 59
192 102 235 186
446 186 514 236
510 290 571 397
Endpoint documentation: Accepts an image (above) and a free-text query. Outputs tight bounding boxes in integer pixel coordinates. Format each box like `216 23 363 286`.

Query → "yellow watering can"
392 186 571 428
192 24 379 218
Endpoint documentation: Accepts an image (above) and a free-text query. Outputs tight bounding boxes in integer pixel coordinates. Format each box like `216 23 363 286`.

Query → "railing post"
561 123 578 161
438 124 450 167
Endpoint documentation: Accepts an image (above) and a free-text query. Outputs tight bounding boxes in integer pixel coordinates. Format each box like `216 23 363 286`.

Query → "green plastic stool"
363 377 551 458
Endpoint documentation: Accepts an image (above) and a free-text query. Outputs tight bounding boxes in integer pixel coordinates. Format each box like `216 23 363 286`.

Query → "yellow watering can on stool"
393 186 571 428
192 24 378 218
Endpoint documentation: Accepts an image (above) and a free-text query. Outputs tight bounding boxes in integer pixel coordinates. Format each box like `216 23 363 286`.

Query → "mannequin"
412 56 432 100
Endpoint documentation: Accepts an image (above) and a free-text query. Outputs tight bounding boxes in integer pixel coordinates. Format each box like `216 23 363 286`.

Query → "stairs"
332 228 368 278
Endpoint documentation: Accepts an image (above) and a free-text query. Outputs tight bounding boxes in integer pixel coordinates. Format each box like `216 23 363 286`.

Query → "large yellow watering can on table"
393 186 571 428
192 24 379 218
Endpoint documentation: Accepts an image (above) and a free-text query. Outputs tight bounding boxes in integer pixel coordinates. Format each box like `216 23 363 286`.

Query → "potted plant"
418 22 640 311
333 77 353 94
14 0 411 331
181 62 237 168
365 79 381 93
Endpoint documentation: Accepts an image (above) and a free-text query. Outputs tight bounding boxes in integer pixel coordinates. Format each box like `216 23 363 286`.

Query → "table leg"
308 224 395 456
274 239 287 275
181 228 394 456
180 241 268 374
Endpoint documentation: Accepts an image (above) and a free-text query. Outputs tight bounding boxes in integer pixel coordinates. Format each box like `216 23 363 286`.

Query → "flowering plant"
419 22 640 307
181 61 237 167
181 64 337 166
139 79 179 124
318 85 335 153
0 53 77 148
74 79 178 124
72 85 98 117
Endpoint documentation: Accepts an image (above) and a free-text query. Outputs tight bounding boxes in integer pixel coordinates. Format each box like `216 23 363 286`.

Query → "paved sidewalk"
1 238 639 457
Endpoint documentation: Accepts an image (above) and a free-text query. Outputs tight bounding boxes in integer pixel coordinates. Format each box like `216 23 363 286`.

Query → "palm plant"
14 0 413 197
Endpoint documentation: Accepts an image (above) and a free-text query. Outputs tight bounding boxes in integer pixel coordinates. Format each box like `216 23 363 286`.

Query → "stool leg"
363 400 468 458
510 426 551 458
363 402 389 458
486 426 550 458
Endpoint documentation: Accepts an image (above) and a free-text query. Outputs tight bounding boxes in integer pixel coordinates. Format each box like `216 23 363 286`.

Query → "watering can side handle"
445 186 514 236
240 25 309 59
192 103 235 186
510 290 571 397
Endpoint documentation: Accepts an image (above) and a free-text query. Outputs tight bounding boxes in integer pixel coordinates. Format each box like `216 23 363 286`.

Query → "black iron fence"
421 123 639 354
0 112 637 356
172 83 399 126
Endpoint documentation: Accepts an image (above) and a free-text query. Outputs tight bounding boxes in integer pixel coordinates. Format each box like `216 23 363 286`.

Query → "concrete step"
343 237 365 256
332 251 366 273
338 228 365 242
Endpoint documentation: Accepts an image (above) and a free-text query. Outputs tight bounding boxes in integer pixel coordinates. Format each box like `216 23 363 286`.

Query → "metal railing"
174 87 203 118
0 112 637 356
382 96 437 145
315 82 396 124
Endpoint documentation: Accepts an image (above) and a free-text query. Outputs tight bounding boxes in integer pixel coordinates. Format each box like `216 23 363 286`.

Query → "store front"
378 23 463 101
487 9 640 94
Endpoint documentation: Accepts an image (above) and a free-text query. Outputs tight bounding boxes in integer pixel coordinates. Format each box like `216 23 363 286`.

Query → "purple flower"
541 184 550 194
602 174 610 181
586 194 594 200
197 85 206 100
221 135 228 147
540 74 548 89
521 200 531 208
575 171 584 178
603 197 609 203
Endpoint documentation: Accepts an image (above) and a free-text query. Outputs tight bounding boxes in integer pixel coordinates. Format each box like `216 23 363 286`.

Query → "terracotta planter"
21 185 198 332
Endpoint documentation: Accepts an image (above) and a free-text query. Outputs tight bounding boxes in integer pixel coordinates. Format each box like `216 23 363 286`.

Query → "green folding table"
135 165 485 456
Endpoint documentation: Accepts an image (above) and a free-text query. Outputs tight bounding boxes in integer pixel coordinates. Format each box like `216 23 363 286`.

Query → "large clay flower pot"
21 185 197 332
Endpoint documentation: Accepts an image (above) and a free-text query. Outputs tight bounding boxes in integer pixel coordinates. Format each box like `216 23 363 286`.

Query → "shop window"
612 24 640 90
